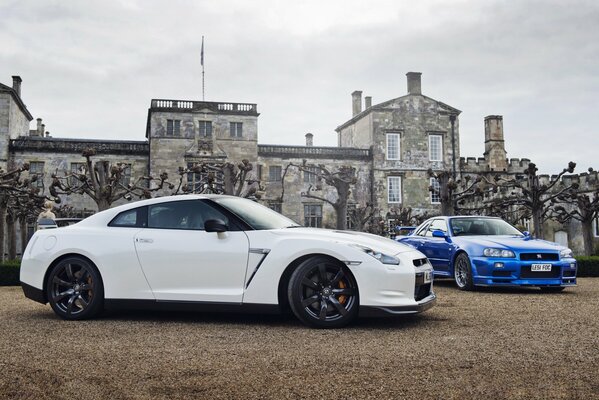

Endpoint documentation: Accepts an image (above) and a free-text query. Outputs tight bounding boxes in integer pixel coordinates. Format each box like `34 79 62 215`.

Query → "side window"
415 221 431 237
426 219 448 237
109 207 147 228
147 200 230 230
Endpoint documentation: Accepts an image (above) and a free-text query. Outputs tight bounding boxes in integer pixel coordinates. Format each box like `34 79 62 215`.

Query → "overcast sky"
1 0 598 174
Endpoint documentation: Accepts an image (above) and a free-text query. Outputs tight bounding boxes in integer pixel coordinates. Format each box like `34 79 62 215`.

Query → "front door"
134 199 250 303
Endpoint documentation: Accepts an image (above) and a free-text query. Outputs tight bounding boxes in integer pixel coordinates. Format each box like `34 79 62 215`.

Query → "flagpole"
201 36 205 101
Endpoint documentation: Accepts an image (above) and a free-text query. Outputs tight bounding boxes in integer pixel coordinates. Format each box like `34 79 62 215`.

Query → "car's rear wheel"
540 286 566 293
46 256 104 320
288 256 358 328
453 253 474 291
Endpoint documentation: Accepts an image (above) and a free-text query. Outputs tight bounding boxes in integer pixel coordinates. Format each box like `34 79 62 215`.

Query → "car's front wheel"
46 256 104 320
453 253 475 291
288 256 359 328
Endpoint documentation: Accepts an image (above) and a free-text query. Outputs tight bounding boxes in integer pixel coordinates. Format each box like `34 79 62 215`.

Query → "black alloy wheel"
453 252 475 291
288 256 359 328
46 256 104 320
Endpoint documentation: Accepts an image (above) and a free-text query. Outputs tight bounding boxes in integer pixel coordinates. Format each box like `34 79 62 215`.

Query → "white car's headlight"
350 244 400 265
483 248 515 258
560 248 573 259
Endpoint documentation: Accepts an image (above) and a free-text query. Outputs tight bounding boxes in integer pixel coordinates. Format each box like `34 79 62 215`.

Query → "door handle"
136 238 154 243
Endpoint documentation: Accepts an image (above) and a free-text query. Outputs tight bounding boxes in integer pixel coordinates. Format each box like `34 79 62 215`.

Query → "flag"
201 36 204 67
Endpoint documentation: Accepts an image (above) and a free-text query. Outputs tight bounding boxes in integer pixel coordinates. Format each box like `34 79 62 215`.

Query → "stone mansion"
1 73 597 253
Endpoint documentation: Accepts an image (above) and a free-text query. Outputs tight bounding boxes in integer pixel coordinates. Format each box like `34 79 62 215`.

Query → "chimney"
406 72 422 95
484 115 507 171
36 118 42 137
41 124 45 137
351 90 362 116
365 96 372 109
305 133 313 147
12 76 22 97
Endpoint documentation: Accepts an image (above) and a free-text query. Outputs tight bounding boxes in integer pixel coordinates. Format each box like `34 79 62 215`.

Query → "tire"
540 287 566 293
453 252 475 291
46 256 104 320
288 256 359 328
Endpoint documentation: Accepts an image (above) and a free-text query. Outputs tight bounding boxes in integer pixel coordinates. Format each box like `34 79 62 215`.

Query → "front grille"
520 266 561 279
520 253 559 261
413 258 428 267
415 283 432 301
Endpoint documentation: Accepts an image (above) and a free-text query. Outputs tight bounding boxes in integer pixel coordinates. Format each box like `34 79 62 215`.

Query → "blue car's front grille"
520 253 559 261
520 265 561 279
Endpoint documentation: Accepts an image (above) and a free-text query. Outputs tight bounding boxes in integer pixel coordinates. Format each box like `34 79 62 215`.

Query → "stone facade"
1 74 597 255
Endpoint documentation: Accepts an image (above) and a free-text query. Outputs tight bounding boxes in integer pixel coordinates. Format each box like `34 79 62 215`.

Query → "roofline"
0 82 34 121
335 94 461 132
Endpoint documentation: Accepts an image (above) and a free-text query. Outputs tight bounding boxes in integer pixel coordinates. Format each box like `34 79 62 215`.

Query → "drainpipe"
450 114 457 179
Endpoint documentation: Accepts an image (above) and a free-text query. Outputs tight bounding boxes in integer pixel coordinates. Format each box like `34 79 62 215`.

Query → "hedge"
0 256 598 287
575 256 599 277
0 261 21 286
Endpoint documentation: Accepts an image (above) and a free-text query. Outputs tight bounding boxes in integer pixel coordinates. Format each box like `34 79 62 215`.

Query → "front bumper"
359 292 436 317
470 256 577 287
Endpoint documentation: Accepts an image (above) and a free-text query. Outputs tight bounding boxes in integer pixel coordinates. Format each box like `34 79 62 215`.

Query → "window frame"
387 176 402 204
304 204 322 228
430 177 441 204
269 165 282 182
230 122 243 138
198 120 212 137
29 161 45 188
429 134 443 162
303 166 319 183
386 133 401 161
167 119 181 136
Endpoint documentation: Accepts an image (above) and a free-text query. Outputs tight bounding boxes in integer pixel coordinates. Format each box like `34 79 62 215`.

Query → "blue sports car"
397 216 577 291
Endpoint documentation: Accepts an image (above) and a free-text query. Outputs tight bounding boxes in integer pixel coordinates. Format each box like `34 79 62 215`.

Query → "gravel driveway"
1 279 598 400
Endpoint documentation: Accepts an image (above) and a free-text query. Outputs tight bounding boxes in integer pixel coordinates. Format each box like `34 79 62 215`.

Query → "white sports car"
21 195 435 328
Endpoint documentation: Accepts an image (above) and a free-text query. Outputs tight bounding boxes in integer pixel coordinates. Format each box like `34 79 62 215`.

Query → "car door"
401 221 431 249
133 199 250 303
420 219 452 273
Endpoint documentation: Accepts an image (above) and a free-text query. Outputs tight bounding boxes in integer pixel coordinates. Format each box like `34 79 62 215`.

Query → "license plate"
424 270 432 283
531 264 552 272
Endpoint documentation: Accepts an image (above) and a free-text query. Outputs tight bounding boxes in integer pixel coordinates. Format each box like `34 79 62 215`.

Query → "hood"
271 227 415 255
454 235 565 252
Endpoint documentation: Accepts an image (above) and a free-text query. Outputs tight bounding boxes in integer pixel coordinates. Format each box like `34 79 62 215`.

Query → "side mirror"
432 229 452 243
204 219 228 233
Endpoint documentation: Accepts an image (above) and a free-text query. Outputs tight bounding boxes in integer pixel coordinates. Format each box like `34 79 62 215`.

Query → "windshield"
212 197 300 230
449 217 523 236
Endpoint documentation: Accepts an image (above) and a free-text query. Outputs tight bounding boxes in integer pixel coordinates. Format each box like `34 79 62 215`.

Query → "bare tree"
428 169 489 216
49 148 172 211
285 161 356 230
552 168 599 256
173 160 262 199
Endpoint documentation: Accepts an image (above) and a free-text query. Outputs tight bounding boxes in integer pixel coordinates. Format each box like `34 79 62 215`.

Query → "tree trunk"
0 206 5 262
581 219 594 257
335 202 348 230
20 217 28 255
532 208 543 239
97 198 111 212
7 215 16 260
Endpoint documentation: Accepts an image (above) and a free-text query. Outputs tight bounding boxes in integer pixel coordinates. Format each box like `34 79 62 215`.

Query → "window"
29 161 44 188
387 176 402 203
186 162 223 193
166 119 180 136
230 122 243 138
426 219 448 237
594 217 599 237
199 121 212 137
269 165 282 182
109 207 148 228
415 221 431 237
430 177 440 204
119 163 132 186
70 162 86 186
429 134 443 161
147 200 229 230
269 202 282 214
386 133 401 160
303 166 319 183
346 204 356 230
304 204 322 228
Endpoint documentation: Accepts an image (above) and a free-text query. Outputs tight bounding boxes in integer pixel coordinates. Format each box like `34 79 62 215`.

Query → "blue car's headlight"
560 248 573 259
350 244 400 265
483 248 515 258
